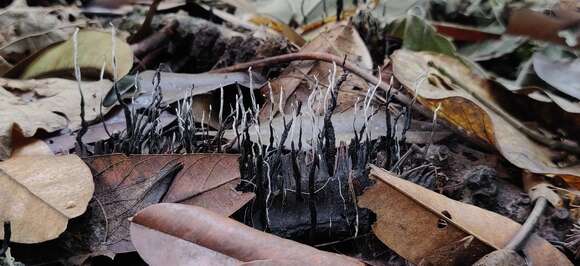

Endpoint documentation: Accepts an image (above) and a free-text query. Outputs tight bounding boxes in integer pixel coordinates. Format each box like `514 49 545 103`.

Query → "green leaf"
388 15 456 56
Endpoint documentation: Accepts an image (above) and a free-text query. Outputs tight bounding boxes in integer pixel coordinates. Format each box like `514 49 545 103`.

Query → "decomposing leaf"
0 0 83 67
65 153 253 254
259 22 372 120
0 77 113 159
103 70 264 108
391 50 580 185
43 109 176 154
6 30 133 80
358 165 572 265
0 154 94 243
130 203 363 266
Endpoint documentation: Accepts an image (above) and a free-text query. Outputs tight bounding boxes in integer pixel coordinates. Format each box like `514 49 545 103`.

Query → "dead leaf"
103 70 264 108
431 21 501 42
43 109 176 154
0 154 94 243
65 153 253 254
0 0 83 67
5 30 133 80
130 203 363 265
0 77 113 159
533 52 580 101
259 22 372 120
391 50 580 185
358 165 572 266
181 179 255 217
492 55 580 114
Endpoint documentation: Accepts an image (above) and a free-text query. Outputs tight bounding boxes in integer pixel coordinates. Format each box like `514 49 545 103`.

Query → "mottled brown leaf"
63 153 251 254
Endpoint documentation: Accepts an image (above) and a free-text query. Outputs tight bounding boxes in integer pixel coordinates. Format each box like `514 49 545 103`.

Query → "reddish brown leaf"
181 179 255 217
130 203 363 265
60 153 252 255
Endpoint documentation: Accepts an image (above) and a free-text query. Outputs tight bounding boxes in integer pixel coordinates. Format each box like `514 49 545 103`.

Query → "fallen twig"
127 0 163 44
131 20 178 58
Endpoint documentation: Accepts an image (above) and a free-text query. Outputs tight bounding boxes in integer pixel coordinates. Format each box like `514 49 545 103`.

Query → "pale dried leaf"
0 155 94 243
0 78 112 159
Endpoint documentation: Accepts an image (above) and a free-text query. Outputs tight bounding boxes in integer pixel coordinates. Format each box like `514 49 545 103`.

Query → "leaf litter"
2 1 580 265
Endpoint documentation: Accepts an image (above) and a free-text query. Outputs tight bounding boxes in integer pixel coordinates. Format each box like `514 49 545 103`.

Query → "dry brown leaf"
358 165 572 266
259 22 372 120
0 154 94 243
391 50 580 185
180 179 255 217
130 203 363 266
64 153 253 254
0 77 113 159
